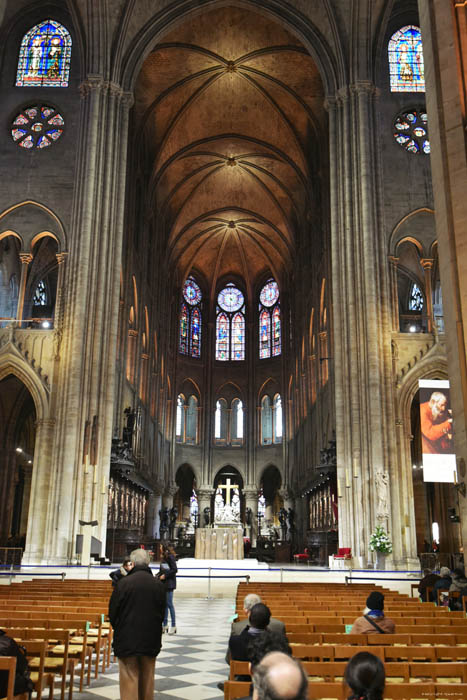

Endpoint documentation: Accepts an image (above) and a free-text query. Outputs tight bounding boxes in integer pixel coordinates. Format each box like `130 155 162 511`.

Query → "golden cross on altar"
219 477 238 505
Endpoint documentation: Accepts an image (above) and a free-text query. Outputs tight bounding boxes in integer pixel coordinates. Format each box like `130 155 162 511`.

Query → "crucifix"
219 477 238 505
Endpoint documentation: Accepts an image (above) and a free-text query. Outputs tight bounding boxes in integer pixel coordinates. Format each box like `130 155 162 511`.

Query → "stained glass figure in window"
409 283 424 311
216 313 230 360
186 395 198 443
16 20 72 88
261 395 273 445
272 306 281 356
259 309 271 359
394 108 429 155
11 105 65 150
33 279 47 306
232 313 245 361
388 25 425 92
259 279 281 359
179 303 188 354
179 276 202 357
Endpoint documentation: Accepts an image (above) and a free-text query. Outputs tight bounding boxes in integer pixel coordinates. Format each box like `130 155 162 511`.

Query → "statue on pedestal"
159 506 169 540
169 506 178 538
278 507 287 540
203 506 211 526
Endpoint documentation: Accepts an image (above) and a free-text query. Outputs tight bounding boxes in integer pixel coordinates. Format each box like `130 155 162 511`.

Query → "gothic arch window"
408 282 424 311
33 279 47 306
261 395 273 445
16 20 72 88
186 395 198 444
216 283 245 361
231 398 244 444
179 276 202 357
259 279 281 358
274 394 283 443
214 399 228 443
388 25 425 93
176 394 185 441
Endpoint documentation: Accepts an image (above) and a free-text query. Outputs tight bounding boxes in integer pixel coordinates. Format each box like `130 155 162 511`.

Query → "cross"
219 477 238 505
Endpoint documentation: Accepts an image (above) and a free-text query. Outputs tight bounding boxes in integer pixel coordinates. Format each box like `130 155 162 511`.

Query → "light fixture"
412 464 417 470
41 321 50 329
409 325 417 333
27 460 32 464
16 447 23 453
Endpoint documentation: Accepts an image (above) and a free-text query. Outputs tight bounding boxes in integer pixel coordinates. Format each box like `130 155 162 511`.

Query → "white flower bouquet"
369 526 393 554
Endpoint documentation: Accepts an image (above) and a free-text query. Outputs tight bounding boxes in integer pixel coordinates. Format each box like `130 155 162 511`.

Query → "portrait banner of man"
419 379 456 482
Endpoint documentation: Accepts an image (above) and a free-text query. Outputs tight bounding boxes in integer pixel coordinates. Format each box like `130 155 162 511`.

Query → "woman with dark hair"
344 652 385 700
159 545 177 634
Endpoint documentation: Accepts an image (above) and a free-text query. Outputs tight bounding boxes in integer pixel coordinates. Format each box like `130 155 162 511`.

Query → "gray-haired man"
231 594 286 635
109 548 166 700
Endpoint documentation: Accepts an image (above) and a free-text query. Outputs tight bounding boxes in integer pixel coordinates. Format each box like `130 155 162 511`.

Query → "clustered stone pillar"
197 487 213 526
328 82 407 567
24 78 133 564
146 487 162 539
243 486 258 546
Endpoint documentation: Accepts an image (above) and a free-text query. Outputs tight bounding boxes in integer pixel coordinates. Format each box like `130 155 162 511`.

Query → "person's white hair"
244 593 261 611
130 548 150 566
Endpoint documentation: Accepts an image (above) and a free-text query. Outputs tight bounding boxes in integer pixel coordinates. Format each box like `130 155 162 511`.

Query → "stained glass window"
33 280 47 306
274 394 282 441
179 303 188 354
388 25 425 92
176 395 184 438
16 20 72 88
11 105 65 150
394 108 429 155
179 276 202 357
259 279 281 359
216 284 245 361
261 395 273 445
409 283 424 311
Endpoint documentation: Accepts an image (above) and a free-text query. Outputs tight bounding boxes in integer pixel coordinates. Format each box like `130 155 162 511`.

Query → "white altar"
195 526 244 559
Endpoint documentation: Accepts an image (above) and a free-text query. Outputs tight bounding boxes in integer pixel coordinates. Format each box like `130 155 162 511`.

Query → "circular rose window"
11 105 64 149
393 108 430 155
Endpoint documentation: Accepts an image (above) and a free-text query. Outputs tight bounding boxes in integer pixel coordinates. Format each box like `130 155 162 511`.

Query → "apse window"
33 280 48 306
179 276 202 357
388 25 425 92
11 105 65 150
393 108 429 155
16 19 72 87
259 278 281 358
216 283 245 361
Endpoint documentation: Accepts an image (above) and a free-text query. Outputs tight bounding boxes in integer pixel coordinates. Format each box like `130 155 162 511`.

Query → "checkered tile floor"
71 598 233 699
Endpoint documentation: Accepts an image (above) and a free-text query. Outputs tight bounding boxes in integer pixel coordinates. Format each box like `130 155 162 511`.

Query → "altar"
194 526 244 559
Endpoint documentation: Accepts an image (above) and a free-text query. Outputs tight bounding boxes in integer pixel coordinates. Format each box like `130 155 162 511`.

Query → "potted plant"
369 526 393 570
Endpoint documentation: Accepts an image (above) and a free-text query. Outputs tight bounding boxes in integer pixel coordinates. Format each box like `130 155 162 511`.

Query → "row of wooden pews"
0 579 114 700
225 582 467 699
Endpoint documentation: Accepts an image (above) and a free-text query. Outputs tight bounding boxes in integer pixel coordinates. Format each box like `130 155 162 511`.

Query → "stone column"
146 487 162 539
388 257 400 331
328 83 400 565
19 464 33 536
29 78 134 563
0 449 16 542
421 259 434 333
16 253 32 325
418 0 467 552
243 486 258 546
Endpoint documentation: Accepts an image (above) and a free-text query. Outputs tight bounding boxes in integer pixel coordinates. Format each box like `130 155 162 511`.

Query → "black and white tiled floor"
74 598 233 699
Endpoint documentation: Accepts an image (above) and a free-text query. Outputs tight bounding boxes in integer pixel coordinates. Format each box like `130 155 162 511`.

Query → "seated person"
251 652 308 700
344 651 385 700
434 566 452 604
232 594 286 635
350 592 395 634
418 568 441 602
449 567 467 609
229 603 272 661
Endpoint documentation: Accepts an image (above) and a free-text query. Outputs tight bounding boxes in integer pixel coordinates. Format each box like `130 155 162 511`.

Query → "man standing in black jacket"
109 548 166 700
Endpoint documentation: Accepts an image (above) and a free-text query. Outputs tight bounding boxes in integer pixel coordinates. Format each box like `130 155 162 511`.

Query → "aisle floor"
76 597 233 699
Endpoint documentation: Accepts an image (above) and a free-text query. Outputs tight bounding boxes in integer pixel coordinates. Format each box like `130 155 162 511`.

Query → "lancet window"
179 276 202 357
259 279 281 358
260 393 282 445
214 397 244 446
388 25 425 93
176 393 199 444
216 284 245 361
16 20 72 88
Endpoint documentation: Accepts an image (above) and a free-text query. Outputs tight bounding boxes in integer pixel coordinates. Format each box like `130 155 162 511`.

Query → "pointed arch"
0 356 49 421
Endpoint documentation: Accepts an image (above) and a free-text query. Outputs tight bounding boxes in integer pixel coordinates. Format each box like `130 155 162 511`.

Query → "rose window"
393 108 429 155
11 105 64 149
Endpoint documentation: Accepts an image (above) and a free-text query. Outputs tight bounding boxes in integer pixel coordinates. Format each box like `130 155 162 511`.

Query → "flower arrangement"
369 526 393 554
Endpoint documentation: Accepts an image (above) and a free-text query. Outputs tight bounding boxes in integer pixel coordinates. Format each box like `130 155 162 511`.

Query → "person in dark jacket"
159 545 177 633
229 603 271 662
109 548 166 700
433 566 452 604
418 568 441 602
109 557 133 587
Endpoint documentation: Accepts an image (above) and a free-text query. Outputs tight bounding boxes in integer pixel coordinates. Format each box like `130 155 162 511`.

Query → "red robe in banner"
420 401 452 454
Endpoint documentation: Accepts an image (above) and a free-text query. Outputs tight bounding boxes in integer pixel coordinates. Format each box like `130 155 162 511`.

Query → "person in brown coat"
350 592 395 634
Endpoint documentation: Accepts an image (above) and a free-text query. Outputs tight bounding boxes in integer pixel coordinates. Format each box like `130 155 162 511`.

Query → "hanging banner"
419 379 456 482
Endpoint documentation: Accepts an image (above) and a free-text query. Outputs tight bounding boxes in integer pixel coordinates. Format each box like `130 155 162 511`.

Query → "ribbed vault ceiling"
134 6 325 299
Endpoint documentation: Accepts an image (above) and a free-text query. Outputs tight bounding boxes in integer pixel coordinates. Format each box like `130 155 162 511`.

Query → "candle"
101 476 106 494
353 457 358 478
346 469 351 488
454 470 458 485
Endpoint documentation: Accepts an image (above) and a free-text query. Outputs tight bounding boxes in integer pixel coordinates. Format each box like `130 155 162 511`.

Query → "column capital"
388 255 399 267
243 486 258 499
79 76 134 108
56 252 68 265
197 488 214 499
164 484 178 497
19 253 33 265
420 257 434 270
35 418 56 429
351 80 378 97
